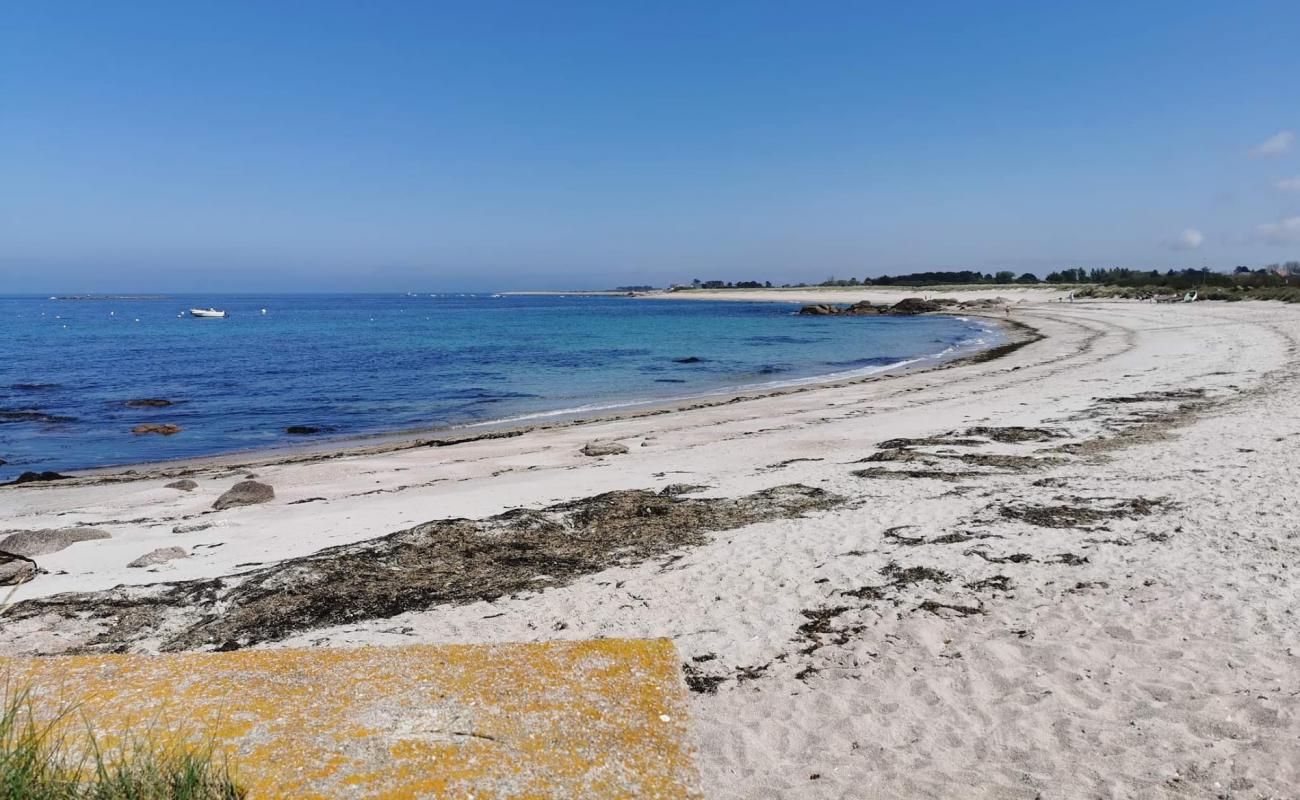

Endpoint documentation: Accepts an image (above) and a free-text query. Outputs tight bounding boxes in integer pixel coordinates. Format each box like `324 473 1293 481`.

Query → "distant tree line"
825 270 1040 286
1042 264 1300 290
687 279 773 289
673 261 1300 291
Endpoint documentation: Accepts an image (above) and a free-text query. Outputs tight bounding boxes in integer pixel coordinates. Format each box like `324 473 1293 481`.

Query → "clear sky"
3 1 1299 292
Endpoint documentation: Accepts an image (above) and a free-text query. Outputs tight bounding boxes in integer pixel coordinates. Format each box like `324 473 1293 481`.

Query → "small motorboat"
190 307 228 318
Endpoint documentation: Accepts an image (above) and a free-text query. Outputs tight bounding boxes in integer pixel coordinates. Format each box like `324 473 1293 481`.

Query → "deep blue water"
0 294 997 477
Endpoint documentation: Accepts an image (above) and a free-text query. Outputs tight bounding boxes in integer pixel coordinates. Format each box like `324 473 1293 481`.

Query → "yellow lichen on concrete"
1 638 700 799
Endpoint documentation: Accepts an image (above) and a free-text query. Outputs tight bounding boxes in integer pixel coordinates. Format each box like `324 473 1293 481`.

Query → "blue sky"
2 1 1298 291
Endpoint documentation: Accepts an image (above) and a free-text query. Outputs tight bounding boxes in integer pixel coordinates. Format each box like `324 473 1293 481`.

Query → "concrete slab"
2 638 700 798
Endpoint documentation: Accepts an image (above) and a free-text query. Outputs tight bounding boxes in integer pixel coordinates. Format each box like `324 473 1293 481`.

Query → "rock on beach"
0 551 36 585
213 480 275 510
127 547 188 568
581 442 629 457
0 527 111 557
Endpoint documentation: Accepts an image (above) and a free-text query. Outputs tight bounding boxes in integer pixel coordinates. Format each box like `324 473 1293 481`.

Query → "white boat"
190 307 227 318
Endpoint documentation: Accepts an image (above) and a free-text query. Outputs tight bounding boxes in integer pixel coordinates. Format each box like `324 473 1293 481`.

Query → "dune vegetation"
0 687 244 800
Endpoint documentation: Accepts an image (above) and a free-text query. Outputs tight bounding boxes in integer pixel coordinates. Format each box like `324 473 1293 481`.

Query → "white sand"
3 298 1299 797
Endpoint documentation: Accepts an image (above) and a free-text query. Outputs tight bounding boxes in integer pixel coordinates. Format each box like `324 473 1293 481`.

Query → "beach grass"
0 686 244 800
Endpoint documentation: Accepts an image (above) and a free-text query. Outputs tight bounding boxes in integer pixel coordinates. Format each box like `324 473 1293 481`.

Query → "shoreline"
5 300 1300 797
8 308 1030 485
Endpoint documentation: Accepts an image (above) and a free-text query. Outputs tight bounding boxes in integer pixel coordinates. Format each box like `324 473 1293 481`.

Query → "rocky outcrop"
797 304 839 316
0 527 111 557
123 398 174 408
285 426 324 435
0 551 36 585
165 479 198 491
133 423 182 436
798 302 882 315
581 441 629 457
212 480 275 510
888 297 943 314
798 299 934 316
127 547 188 568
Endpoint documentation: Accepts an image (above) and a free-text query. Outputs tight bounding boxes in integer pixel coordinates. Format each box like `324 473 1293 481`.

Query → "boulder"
165 479 198 491
133 423 183 436
123 398 174 408
0 527 111 557
212 480 275 510
0 551 36 585
580 441 629 457
672 357 706 364
285 426 323 435
127 546 188 568
1 471 70 486
888 297 943 315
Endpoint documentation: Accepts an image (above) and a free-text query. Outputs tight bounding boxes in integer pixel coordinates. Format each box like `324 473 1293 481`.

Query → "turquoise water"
0 294 997 477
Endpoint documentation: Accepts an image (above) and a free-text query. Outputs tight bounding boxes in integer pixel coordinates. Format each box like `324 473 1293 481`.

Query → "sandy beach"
3 295 1299 797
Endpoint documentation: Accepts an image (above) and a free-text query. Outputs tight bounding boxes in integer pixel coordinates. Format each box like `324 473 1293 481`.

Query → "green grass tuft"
0 687 245 800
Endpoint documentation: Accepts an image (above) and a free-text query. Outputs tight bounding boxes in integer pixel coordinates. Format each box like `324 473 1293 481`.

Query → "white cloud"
1255 216 1300 245
1277 176 1300 192
1250 130 1294 158
1167 227 1204 250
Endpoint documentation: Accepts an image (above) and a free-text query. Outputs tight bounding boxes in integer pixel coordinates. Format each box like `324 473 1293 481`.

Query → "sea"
0 294 999 478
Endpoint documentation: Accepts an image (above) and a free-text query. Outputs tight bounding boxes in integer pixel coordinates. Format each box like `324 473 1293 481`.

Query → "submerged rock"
123 398 174 408
165 479 198 491
127 547 188 568
0 551 36 585
212 480 275 510
285 425 324 435
0 527 110 557
581 441 629 457
0 410 76 424
133 423 183 436
673 356 706 364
